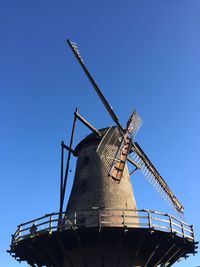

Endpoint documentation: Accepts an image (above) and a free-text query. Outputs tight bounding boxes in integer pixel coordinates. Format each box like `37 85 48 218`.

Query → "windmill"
8 39 197 267
66 39 183 215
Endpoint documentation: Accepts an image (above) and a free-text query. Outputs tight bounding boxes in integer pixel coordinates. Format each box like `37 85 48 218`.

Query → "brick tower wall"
66 129 138 227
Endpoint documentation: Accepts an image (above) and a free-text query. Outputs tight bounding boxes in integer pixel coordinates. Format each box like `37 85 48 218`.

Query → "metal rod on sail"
67 39 124 133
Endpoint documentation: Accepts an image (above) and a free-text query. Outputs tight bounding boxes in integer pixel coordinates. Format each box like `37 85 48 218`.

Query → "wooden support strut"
59 109 101 217
62 143 75 155
164 245 181 263
75 234 88 267
60 141 64 220
57 236 75 267
75 110 101 137
30 244 51 267
144 242 161 267
168 249 187 266
143 234 171 267
153 243 176 266
127 156 141 170
59 109 77 219
39 241 60 267
131 233 146 266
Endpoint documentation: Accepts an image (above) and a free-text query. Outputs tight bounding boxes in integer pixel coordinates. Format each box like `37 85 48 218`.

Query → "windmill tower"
8 40 198 267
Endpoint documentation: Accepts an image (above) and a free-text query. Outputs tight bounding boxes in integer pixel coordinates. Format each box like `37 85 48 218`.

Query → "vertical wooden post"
60 141 64 215
19 226 22 237
74 212 77 227
148 211 152 228
11 234 14 246
123 210 126 227
98 209 101 231
191 225 195 240
49 215 52 234
169 216 173 233
181 222 185 238
63 109 78 214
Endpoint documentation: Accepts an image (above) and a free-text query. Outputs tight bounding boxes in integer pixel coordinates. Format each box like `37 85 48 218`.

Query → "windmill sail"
97 127 122 175
129 142 184 214
126 110 143 139
67 39 124 132
96 112 142 182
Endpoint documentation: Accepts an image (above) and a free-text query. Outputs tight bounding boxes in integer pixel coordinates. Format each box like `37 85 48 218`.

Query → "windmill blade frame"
67 39 124 132
96 126 122 175
96 111 142 182
126 109 143 139
129 142 184 214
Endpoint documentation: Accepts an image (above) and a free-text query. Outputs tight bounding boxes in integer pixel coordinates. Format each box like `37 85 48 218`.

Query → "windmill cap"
74 127 116 156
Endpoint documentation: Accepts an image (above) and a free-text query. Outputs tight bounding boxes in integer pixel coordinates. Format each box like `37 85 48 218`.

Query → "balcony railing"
11 208 195 245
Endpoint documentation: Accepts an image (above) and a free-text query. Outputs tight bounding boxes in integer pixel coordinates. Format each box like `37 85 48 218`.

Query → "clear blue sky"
1 1 200 266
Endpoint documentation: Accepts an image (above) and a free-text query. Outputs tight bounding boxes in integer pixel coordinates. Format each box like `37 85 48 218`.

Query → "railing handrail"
16 208 192 228
17 212 58 227
12 209 195 245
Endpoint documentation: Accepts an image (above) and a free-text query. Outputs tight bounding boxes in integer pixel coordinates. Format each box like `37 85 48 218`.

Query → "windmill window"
80 180 87 193
82 156 89 167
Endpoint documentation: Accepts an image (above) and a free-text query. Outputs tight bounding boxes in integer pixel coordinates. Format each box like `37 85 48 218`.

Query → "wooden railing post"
74 212 77 227
123 210 126 227
11 234 14 246
98 209 101 231
19 226 22 237
181 222 185 238
191 225 195 240
49 215 52 234
169 216 173 233
148 211 152 228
